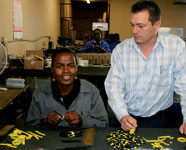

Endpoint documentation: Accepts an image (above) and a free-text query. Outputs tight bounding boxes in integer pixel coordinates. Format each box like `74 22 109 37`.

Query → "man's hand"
96 46 106 53
46 111 62 125
179 122 186 135
86 45 94 51
120 115 137 131
65 111 82 126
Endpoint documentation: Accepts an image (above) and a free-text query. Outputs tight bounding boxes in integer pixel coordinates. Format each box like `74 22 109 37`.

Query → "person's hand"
120 115 137 131
179 122 186 135
87 45 94 50
46 111 62 125
96 46 106 53
65 111 82 125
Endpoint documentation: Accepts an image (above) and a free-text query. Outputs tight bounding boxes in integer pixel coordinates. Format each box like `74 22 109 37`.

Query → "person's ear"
155 20 161 30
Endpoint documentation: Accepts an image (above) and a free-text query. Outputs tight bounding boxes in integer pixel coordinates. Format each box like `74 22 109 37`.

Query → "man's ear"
155 20 161 30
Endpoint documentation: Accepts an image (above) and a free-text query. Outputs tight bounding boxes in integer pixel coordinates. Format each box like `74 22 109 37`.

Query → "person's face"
130 10 160 45
52 53 77 87
94 30 101 42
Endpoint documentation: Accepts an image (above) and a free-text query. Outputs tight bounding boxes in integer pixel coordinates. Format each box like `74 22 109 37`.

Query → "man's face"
94 30 101 42
52 53 77 87
130 10 160 45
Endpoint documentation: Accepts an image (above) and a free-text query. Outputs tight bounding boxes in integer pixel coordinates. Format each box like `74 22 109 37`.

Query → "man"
105 0 186 134
80 28 111 53
107 33 121 52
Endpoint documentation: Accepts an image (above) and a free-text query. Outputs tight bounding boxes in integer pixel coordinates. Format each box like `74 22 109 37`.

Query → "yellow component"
122 140 129 146
144 136 171 146
143 137 159 143
159 140 170 146
12 138 22 146
61 115 65 120
67 134 75 137
34 131 46 136
11 135 26 146
9 128 33 140
151 142 164 149
177 137 186 143
27 131 43 140
132 136 136 142
5 128 46 149
129 129 135 134
69 131 75 135
0 143 17 148
158 135 173 141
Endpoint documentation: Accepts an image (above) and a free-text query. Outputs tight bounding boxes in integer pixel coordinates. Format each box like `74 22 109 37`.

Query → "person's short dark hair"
51 48 78 67
109 33 114 42
131 0 161 25
94 28 102 34
114 33 120 41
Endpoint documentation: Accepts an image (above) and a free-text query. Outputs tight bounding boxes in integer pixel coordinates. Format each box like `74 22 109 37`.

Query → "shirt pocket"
152 65 172 87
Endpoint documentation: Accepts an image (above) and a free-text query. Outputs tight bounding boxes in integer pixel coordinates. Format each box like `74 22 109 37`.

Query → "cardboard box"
76 53 111 65
105 53 111 64
24 50 44 70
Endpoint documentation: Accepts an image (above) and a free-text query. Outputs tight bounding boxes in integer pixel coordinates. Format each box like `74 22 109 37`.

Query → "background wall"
0 0 60 56
1 0 185 56
110 0 186 41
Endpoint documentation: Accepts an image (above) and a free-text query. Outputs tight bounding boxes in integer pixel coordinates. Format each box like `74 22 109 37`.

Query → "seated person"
107 33 121 53
80 28 111 53
26 48 108 128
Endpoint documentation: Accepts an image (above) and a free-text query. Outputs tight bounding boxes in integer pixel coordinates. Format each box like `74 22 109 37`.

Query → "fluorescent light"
86 0 90 4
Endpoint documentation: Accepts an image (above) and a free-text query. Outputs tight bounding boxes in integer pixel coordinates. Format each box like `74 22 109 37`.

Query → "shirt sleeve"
26 91 43 126
80 41 91 53
102 41 111 53
80 86 108 128
104 45 129 122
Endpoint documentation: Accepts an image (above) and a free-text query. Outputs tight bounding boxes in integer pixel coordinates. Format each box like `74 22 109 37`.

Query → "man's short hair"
94 28 102 33
131 0 161 25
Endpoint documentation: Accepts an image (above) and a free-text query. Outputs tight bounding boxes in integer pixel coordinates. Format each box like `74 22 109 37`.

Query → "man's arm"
104 45 129 123
99 41 111 53
80 41 93 53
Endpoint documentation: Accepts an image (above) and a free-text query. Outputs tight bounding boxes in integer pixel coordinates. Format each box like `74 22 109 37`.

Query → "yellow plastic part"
177 137 186 143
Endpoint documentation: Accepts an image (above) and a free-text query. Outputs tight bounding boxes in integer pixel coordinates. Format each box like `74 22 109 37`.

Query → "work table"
0 126 186 150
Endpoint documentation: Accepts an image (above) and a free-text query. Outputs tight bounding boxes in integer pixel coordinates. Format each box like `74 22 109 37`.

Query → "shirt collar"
132 31 165 51
94 40 101 44
156 31 165 48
